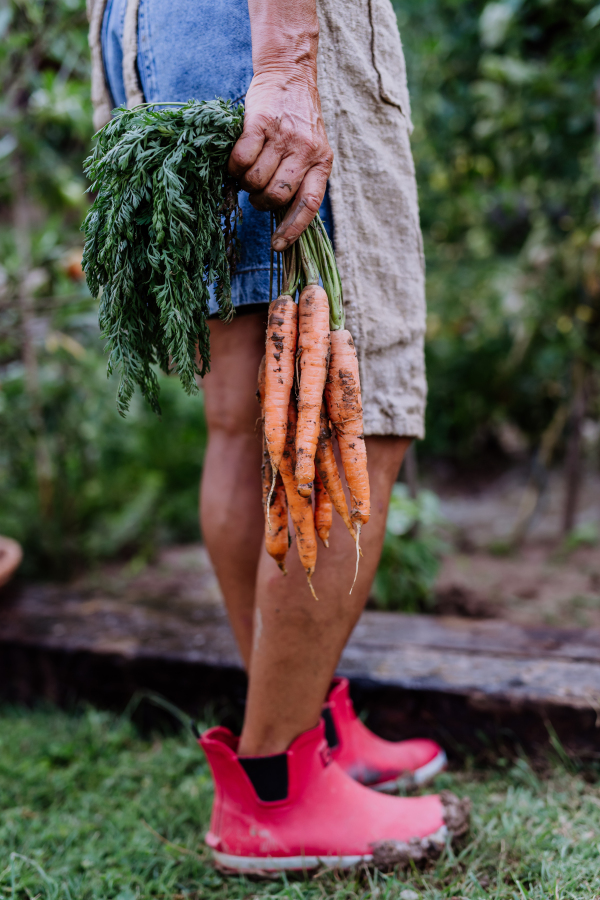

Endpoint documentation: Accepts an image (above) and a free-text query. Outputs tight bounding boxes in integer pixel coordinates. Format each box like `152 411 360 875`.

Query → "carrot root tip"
349 524 361 595
307 572 319 602
266 468 277 531
277 561 288 575
298 482 313 498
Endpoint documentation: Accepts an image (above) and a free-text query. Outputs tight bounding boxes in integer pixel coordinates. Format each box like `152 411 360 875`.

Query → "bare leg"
238 436 410 756
200 312 267 667
201 313 410 753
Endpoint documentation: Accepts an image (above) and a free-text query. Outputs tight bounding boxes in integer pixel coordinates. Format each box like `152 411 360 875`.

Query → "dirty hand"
228 1 333 252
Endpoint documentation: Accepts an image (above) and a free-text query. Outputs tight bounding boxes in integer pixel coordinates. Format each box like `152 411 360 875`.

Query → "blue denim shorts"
101 0 332 316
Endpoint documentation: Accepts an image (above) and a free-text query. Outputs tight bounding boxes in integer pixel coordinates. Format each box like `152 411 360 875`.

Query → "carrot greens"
81 98 345 442
82 100 243 416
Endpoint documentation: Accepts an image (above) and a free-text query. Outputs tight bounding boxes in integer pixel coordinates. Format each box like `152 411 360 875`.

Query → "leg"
200 311 267 668
201 434 459 875
238 435 410 756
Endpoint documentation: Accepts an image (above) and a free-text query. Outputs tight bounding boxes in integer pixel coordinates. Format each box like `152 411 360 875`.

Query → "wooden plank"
344 612 600 663
4 579 600 756
0 582 242 667
3 582 600 712
339 614 600 709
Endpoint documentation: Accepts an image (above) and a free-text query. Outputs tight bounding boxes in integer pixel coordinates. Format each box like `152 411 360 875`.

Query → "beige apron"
88 0 427 437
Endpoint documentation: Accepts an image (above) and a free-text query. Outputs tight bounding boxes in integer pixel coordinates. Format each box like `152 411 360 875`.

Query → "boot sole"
211 824 448 874
372 749 447 793
213 850 371 873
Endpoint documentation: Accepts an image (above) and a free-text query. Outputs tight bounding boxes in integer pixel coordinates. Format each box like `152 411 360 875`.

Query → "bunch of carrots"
258 213 370 598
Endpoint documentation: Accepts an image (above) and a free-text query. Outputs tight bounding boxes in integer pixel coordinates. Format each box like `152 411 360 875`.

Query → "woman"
88 0 463 872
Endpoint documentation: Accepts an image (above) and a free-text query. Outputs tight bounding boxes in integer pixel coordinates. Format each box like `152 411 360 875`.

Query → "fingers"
228 119 267 178
233 116 318 200
237 141 284 194
226 73 334 247
248 151 310 210
270 162 331 251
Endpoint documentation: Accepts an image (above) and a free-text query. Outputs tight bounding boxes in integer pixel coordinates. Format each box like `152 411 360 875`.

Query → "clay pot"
0 536 23 588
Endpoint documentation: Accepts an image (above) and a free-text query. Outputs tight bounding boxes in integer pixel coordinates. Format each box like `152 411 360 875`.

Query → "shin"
239 435 411 756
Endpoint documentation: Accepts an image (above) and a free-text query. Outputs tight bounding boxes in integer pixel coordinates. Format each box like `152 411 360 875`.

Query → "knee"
204 389 261 439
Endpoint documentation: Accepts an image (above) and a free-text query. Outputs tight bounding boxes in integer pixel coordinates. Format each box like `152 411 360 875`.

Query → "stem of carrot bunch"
306 215 345 331
298 226 320 287
275 206 344 327
274 207 301 299
282 242 300 297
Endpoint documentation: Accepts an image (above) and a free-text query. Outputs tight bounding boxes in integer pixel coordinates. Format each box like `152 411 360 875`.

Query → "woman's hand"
228 0 333 252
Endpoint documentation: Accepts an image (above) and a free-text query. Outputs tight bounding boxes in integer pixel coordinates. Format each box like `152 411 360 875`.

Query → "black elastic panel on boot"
322 708 339 749
240 753 288 802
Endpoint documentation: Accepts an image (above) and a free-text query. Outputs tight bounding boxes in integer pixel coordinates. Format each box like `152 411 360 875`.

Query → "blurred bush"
0 352 207 578
0 0 206 578
398 0 600 461
372 485 447 612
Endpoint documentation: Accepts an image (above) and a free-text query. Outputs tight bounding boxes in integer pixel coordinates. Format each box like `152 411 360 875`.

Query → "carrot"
264 296 298 478
262 439 289 573
325 330 370 528
258 355 288 572
314 469 333 548
314 403 356 542
279 398 319 597
295 285 330 498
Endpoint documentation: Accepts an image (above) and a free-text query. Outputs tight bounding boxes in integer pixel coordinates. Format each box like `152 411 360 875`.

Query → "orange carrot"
295 285 330 498
325 330 370 527
262 438 289 573
314 403 356 542
314 469 333 548
264 296 298 477
258 356 288 572
279 398 318 595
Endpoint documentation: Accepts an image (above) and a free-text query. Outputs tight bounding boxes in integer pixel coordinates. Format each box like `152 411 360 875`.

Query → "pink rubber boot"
199 721 449 873
323 678 446 792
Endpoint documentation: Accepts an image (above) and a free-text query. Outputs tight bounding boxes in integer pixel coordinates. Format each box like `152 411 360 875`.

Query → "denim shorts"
101 0 332 316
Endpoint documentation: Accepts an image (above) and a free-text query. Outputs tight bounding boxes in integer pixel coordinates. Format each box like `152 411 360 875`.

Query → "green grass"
1 706 600 899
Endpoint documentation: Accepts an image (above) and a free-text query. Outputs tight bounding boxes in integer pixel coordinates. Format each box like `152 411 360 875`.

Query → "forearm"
247 0 319 77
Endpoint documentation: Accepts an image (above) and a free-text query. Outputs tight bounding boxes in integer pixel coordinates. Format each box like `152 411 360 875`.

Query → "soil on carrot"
2 704 600 900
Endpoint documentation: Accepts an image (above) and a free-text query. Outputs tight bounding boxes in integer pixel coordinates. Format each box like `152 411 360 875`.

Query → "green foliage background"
1 0 599 579
0 0 207 577
398 0 600 459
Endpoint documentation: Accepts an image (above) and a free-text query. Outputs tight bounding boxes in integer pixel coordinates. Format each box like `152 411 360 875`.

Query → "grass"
1 706 600 899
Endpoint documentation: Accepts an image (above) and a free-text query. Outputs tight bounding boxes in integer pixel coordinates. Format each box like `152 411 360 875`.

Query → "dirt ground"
431 463 600 627
65 465 600 631
435 544 600 626
432 462 600 547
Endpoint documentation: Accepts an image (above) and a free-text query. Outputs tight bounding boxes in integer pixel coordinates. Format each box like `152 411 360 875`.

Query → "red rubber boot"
323 678 446 792
199 721 447 874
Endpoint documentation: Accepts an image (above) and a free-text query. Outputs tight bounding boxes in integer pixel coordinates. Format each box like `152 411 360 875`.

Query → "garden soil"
63 465 600 630
432 465 600 627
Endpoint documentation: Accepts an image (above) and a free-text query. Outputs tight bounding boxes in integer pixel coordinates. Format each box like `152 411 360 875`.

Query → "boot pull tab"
319 742 333 767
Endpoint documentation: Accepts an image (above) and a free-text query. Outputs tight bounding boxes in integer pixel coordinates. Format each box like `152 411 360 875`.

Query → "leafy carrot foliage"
81 100 243 415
